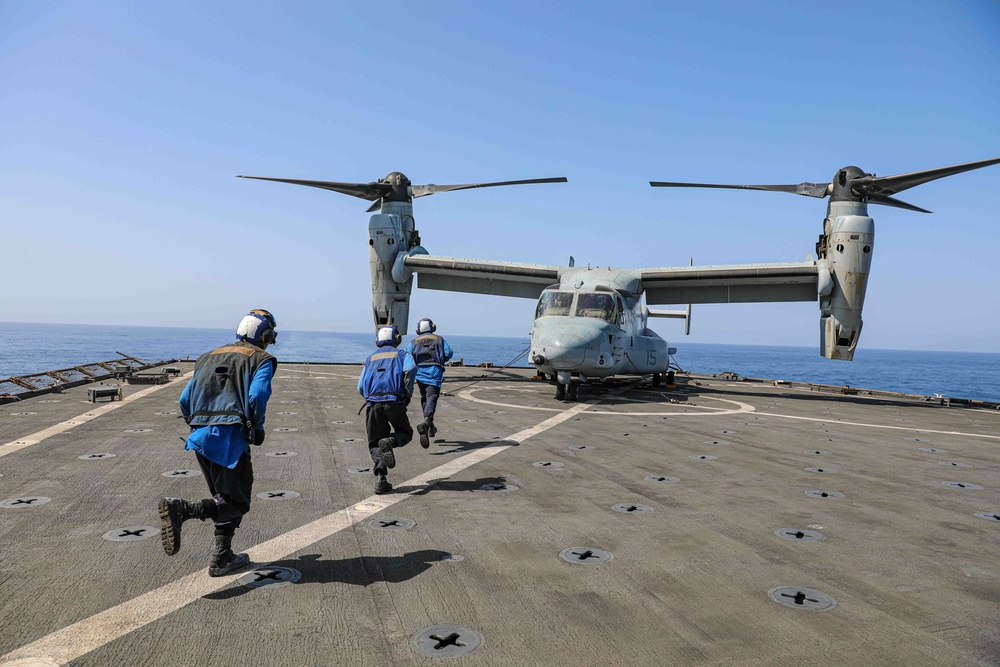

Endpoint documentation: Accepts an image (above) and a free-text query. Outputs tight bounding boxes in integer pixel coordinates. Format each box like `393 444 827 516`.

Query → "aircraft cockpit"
535 289 622 326
535 291 574 318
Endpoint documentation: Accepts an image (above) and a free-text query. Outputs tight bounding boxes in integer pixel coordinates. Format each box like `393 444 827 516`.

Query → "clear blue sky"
2 1 998 352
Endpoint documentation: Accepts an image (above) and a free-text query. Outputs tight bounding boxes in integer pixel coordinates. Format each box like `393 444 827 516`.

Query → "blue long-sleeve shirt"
179 360 274 468
407 338 453 387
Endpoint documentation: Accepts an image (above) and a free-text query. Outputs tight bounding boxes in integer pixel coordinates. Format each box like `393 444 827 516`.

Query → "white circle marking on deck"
457 387 753 416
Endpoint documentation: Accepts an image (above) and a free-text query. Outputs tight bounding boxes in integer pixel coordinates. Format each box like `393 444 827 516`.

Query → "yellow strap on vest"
210 344 257 357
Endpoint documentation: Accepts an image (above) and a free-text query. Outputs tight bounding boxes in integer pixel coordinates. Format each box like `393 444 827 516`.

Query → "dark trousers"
417 382 441 421
365 401 413 476
196 451 253 536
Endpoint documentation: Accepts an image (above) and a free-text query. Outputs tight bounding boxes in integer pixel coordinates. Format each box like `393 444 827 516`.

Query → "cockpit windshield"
575 293 617 322
535 291 574 318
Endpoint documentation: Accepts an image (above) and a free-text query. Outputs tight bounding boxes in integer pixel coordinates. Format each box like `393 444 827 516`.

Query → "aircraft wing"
639 261 819 305
403 255 564 299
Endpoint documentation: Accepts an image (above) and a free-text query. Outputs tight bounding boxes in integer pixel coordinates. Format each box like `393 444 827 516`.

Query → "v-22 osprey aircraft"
240 157 999 400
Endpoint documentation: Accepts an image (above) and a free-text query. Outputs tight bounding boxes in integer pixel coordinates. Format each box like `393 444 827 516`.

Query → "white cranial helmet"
376 325 401 347
236 309 277 347
416 318 436 335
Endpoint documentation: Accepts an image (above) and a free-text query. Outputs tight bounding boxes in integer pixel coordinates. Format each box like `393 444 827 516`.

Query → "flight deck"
1 363 998 666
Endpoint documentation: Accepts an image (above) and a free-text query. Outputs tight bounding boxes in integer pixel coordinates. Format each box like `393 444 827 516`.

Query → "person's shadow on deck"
203 550 450 600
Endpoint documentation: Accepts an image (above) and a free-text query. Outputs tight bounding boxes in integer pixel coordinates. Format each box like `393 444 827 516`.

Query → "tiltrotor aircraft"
241 157 999 400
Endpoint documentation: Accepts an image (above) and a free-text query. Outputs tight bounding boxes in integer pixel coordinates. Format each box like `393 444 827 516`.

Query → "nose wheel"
555 382 579 401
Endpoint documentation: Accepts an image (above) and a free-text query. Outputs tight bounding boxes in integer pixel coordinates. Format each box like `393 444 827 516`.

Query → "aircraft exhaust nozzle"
819 212 873 361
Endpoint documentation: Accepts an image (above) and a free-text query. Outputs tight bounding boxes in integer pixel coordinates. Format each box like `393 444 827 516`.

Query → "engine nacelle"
369 203 417 330
819 213 874 360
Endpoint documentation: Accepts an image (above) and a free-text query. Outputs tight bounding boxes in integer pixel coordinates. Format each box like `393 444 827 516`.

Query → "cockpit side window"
575 293 616 323
535 291 574 319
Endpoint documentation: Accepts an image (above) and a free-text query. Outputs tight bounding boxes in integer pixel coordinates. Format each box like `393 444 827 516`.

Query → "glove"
253 429 266 446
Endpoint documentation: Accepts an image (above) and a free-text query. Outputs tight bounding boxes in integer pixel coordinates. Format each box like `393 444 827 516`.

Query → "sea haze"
1 322 998 403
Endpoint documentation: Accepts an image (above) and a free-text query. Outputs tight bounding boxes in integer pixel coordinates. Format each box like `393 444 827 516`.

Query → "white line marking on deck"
0 373 194 459
279 368 359 379
0 399 596 667
755 412 1000 440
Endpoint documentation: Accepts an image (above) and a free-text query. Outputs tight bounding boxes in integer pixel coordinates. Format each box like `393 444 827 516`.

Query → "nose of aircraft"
542 333 587 369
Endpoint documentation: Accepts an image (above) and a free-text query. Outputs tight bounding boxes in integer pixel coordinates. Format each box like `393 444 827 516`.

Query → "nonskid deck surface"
1 363 998 666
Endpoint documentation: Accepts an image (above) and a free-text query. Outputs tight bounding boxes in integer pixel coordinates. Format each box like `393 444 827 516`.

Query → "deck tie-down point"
368 517 416 530
768 586 836 611
431 632 464 650
612 503 653 514
775 528 824 542
412 625 482 657
560 547 613 564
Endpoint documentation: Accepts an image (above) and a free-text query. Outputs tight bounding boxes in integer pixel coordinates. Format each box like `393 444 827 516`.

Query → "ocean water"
1 322 998 403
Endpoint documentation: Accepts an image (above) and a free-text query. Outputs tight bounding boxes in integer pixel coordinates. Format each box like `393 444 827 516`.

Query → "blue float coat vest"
411 334 446 367
409 334 452 387
361 348 409 403
185 341 277 434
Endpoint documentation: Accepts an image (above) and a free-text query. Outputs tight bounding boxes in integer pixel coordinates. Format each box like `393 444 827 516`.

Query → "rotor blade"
237 175 391 201
649 181 830 198
410 177 568 198
366 200 381 213
851 157 1000 197
865 193 931 213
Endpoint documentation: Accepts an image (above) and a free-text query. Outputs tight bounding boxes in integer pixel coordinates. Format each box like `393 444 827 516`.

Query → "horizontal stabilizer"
648 304 692 335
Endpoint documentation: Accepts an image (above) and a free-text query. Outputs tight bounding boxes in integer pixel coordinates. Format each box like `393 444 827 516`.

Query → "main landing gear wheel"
567 383 579 401
555 383 566 400
652 373 663 387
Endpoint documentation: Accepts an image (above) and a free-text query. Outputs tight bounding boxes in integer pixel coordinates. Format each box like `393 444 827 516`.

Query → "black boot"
427 416 437 438
375 474 392 495
417 421 430 449
208 534 250 577
158 498 208 556
378 436 396 469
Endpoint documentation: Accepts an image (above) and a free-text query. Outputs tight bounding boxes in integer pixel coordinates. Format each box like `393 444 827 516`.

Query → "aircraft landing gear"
652 372 663 387
555 382 579 401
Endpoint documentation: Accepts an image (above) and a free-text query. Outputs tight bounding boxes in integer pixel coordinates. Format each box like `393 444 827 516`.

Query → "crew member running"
159 309 277 576
407 317 453 448
358 325 416 494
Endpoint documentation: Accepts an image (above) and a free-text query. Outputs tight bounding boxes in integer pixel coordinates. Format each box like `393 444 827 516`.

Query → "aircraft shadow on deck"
202 550 450 600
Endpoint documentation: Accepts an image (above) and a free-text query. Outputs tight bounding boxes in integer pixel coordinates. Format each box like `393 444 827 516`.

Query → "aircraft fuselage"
529 268 670 388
